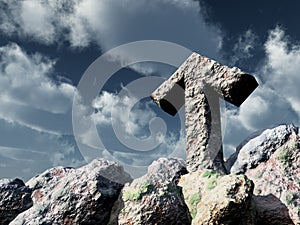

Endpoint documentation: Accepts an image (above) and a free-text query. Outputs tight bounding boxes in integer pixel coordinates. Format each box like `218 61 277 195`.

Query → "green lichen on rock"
123 181 154 201
203 171 221 190
189 193 201 219
277 147 293 168
254 170 264 179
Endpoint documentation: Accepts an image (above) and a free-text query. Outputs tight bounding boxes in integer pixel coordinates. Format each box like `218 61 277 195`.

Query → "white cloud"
20 1 56 44
231 29 258 64
223 27 300 156
264 27 300 116
0 43 75 134
91 91 181 149
0 0 222 59
74 90 185 177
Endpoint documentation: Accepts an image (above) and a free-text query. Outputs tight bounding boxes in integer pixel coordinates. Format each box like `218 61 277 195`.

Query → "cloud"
0 0 222 59
91 91 183 152
73 90 185 176
0 43 75 134
0 118 84 181
223 27 300 156
231 29 258 64
92 91 157 136
263 27 300 116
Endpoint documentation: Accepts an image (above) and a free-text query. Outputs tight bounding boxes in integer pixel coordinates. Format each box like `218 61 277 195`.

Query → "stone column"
151 52 258 173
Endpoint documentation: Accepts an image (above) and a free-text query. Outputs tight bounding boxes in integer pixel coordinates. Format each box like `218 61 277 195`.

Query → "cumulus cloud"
0 0 222 59
223 27 300 156
0 43 75 134
92 91 157 136
73 90 185 177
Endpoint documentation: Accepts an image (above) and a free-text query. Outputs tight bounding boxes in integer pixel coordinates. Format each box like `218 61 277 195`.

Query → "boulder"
253 195 295 225
227 124 298 174
179 170 255 225
10 159 132 225
115 158 192 225
244 132 300 224
0 178 32 225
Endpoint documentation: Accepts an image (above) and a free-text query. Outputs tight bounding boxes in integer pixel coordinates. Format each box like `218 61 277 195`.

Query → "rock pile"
10 159 132 225
227 124 300 224
1 124 299 224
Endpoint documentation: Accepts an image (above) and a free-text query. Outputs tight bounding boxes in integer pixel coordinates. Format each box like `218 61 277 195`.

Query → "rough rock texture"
0 178 32 225
151 52 258 173
253 195 295 225
244 132 300 224
10 159 132 225
179 170 255 225
228 124 298 174
115 158 192 225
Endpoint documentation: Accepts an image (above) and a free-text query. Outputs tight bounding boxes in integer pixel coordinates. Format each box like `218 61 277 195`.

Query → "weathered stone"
116 158 192 225
227 124 298 174
151 52 258 173
242 131 300 224
178 170 255 225
10 159 132 225
0 178 32 225
253 195 295 225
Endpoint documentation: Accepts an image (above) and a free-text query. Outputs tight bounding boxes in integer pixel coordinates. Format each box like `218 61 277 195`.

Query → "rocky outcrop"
226 124 300 224
0 178 32 225
2 124 300 224
244 132 300 224
227 124 298 174
10 159 132 225
179 170 255 225
115 158 192 225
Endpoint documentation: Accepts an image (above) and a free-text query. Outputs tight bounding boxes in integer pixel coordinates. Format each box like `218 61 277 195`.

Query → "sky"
1 0 300 180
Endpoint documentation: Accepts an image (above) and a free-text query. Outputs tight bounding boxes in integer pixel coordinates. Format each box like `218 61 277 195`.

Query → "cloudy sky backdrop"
1 0 300 180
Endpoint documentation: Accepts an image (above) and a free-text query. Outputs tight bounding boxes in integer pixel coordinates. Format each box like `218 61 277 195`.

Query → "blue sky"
0 0 300 180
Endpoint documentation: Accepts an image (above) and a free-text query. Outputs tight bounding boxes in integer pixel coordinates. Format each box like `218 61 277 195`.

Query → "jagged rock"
243 132 300 224
0 178 32 225
151 52 258 174
115 158 192 225
227 124 298 174
10 159 132 225
178 170 255 225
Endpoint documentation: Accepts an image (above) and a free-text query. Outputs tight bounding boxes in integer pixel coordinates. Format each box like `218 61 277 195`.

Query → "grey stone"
10 159 132 225
178 170 256 225
228 124 298 174
151 52 258 173
244 130 300 224
253 195 295 225
0 178 32 225
115 158 191 225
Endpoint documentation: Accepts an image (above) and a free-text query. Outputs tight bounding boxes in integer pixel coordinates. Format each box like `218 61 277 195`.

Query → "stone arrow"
151 52 258 174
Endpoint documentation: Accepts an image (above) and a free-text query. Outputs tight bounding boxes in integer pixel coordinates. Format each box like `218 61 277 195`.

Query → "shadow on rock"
253 194 295 225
